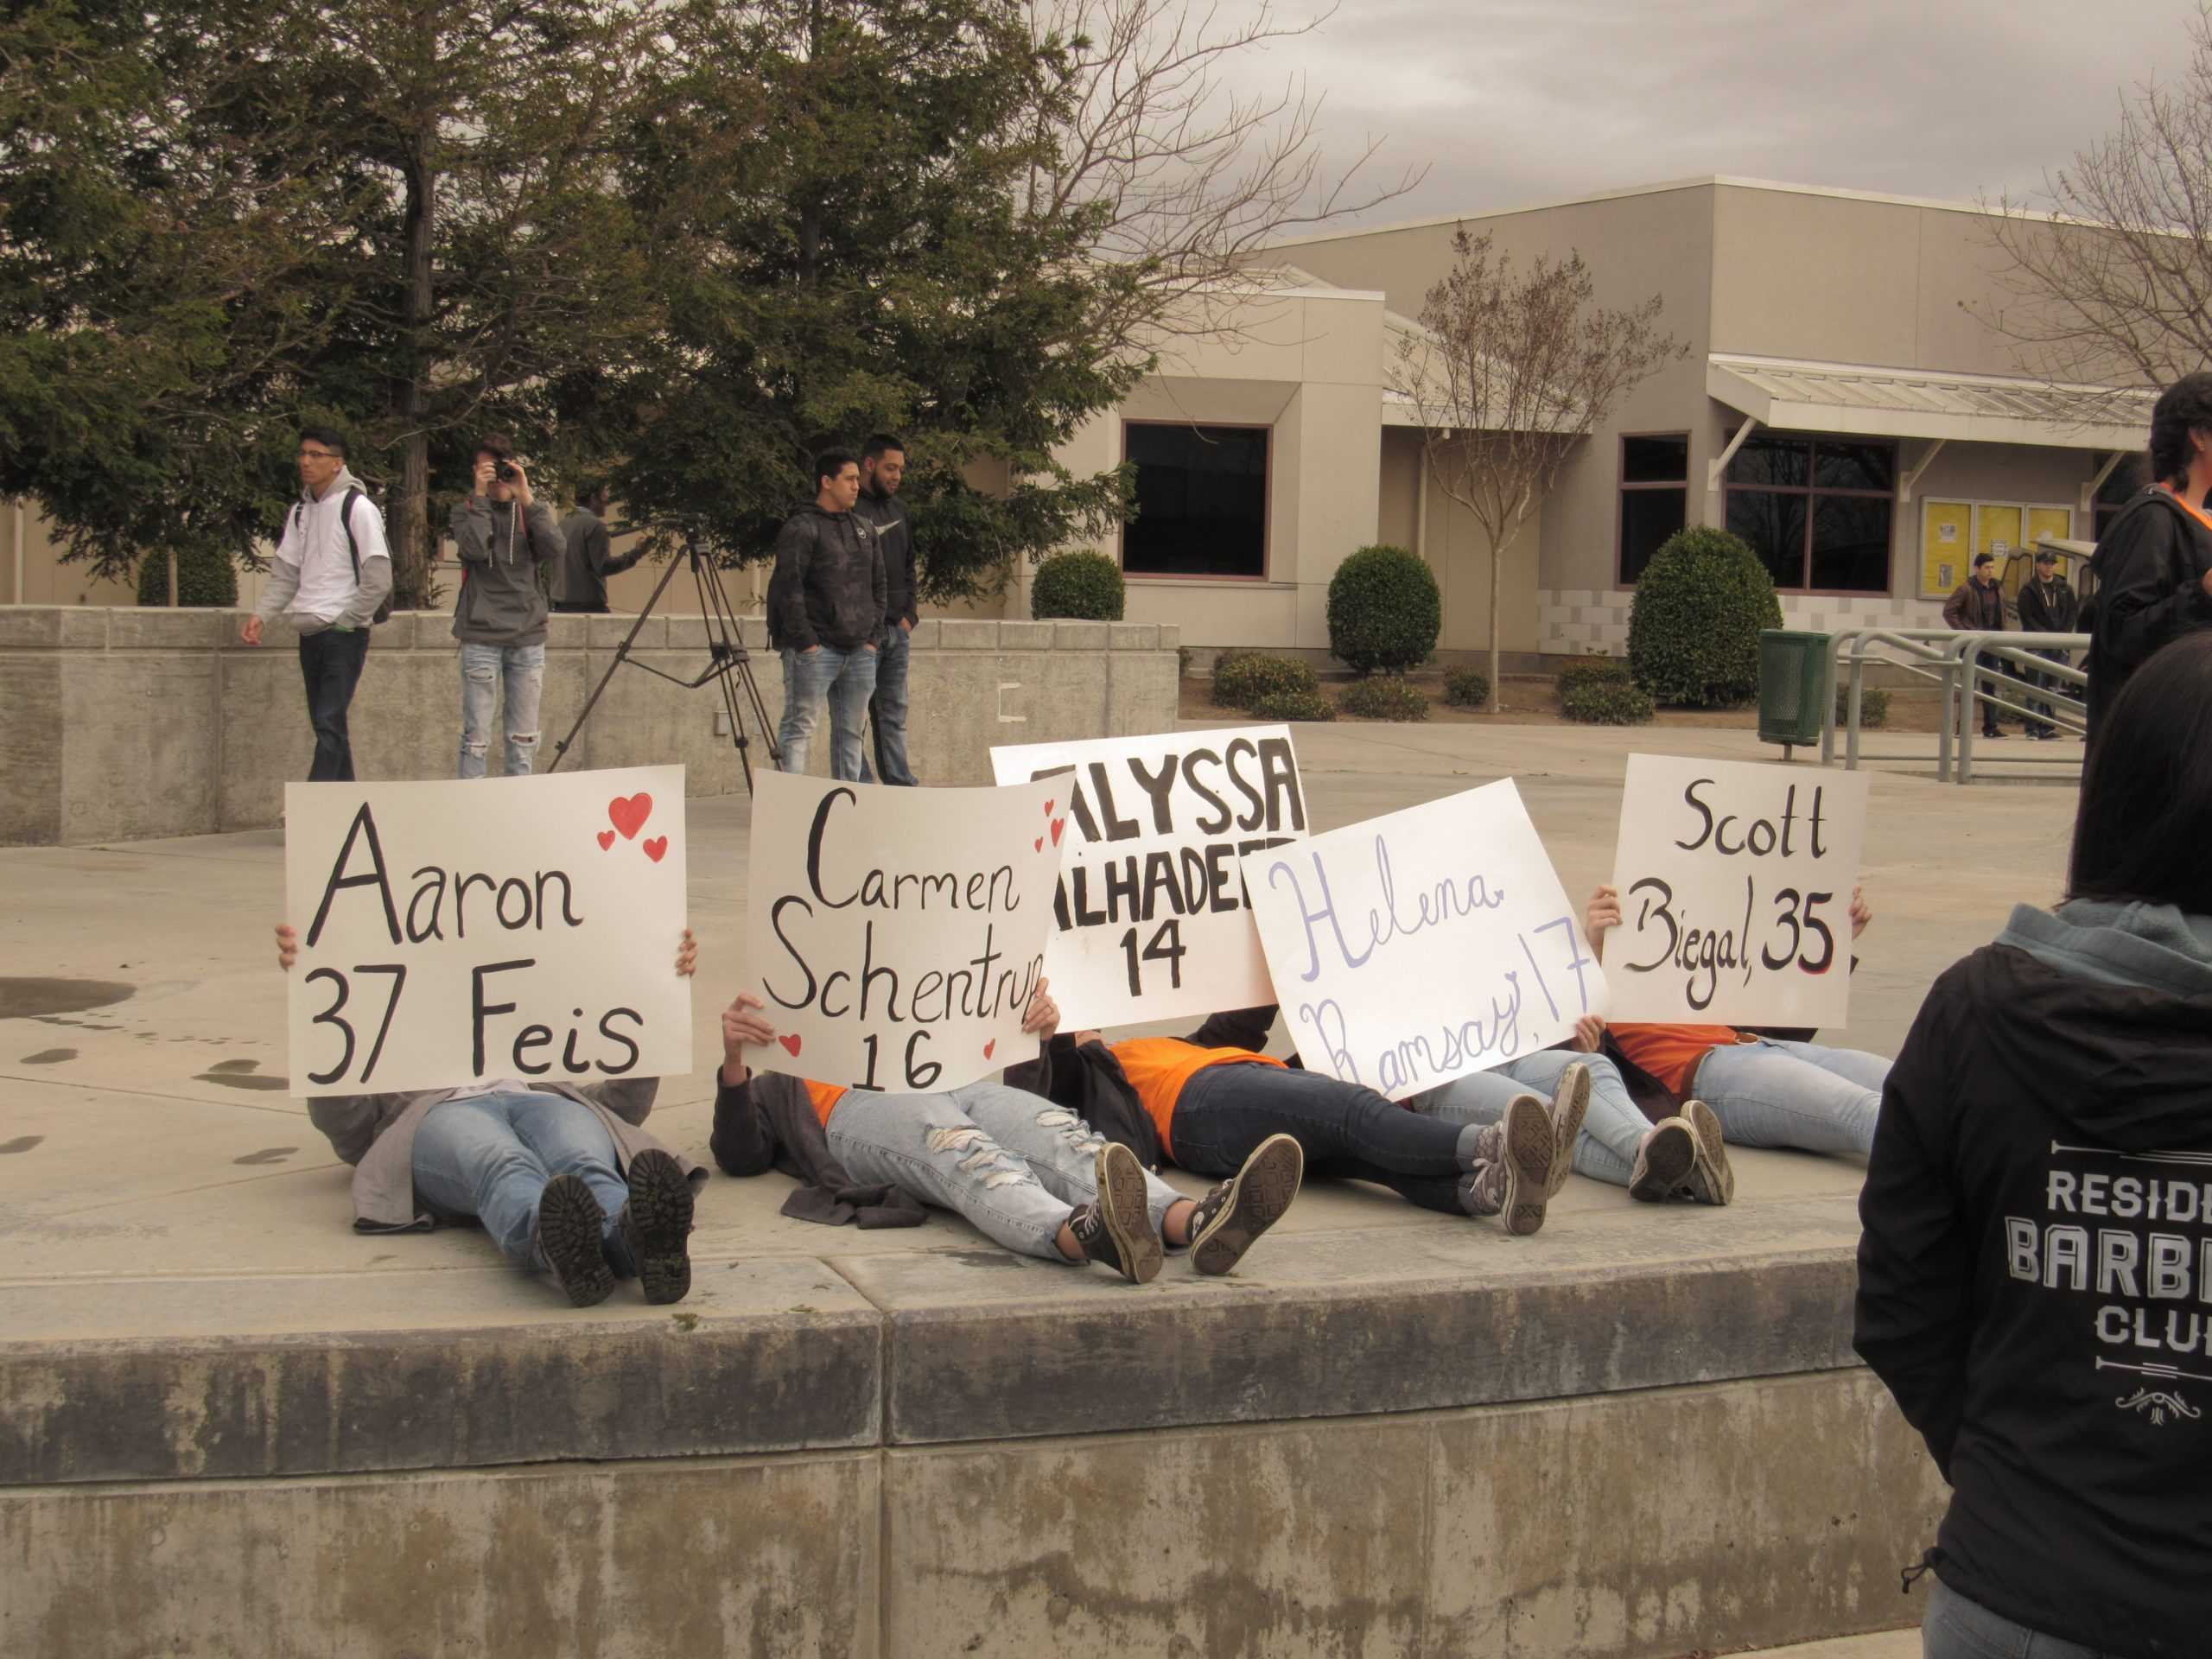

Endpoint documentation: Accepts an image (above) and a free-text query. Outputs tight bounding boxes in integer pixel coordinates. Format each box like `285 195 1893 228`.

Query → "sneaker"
1068 1141 1161 1285
1628 1118 1697 1203
1458 1095 1555 1236
1541 1062 1591 1198
1186 1133 1303 1275
1677 1097 1736 1206
535 1174 616 1307
618 1148 696 1305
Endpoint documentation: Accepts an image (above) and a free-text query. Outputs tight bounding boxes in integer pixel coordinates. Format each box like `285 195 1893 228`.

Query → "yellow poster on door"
1922 499 1971 597
2026 505 2074 556
1974 504 2024 566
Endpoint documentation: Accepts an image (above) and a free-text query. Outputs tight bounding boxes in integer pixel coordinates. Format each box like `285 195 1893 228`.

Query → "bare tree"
1392 227 1684 711
1981 3 2212 391
1022 0 1424 356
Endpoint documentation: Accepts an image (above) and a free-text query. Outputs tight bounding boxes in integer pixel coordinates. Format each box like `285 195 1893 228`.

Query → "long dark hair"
2146 372 2212 486
2070 632 2212 912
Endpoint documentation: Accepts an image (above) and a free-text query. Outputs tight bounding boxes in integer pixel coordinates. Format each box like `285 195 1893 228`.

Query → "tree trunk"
392 147 437 610
1488 535 1502 714
166 547 179 608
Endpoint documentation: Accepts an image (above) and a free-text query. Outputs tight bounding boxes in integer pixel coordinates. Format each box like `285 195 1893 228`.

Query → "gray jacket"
766 504 887 652
306 1077 704 1233
556 506 643 611
450 496 563 645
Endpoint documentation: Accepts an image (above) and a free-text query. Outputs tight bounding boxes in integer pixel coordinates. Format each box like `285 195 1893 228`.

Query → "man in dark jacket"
554 484 642 614
450 435 567 778
854 434 919 786
1944 551 2012 738
2014 548 2081 738
766 448 885 779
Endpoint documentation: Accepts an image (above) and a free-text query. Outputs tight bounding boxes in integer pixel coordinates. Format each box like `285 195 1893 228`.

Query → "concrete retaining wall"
0 607 1181 846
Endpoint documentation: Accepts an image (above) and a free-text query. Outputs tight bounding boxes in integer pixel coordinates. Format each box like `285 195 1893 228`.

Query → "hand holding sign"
1604 754 1872 1027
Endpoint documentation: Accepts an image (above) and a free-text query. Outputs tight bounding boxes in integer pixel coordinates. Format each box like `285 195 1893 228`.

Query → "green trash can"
1758 629 1829 754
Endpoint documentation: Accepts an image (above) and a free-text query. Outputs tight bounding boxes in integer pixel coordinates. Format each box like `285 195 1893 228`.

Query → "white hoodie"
255 466 394 632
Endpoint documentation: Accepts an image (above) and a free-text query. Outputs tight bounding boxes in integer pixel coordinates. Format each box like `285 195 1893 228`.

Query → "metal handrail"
1821 627 1970 775
1821 626 2091 783
1951 631 2090 785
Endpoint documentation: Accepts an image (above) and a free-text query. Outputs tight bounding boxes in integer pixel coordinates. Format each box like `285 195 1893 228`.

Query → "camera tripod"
546 520 781 791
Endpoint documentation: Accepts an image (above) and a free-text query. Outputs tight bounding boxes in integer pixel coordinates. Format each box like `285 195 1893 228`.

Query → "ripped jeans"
458 642 545 779
825 1083 1187 1262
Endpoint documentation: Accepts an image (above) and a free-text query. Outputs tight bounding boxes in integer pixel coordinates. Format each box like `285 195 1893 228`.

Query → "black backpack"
291 486 391 625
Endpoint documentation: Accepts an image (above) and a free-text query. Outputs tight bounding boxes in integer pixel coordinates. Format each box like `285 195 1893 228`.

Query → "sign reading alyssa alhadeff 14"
1604 754 1872 1027
283 766 691 1097
745 769 1065 1095
989 727 1308 1024
1241 779 1605 1100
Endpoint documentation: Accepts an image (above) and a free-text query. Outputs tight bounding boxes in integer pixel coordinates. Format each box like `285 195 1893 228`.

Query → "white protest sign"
745 770 1064 1094
283 766 691 1097
989 727 1308 1024
1240 779 1605 1100
1605 754 1872 1027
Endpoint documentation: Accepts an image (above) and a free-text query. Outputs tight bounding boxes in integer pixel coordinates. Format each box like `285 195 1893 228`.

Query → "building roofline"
1263 174 2064 251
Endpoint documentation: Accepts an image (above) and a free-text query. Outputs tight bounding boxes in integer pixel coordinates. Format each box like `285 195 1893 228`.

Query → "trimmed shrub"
1561 677 1656 725
1326 543 1441 674
1338 674 1429 721
1249 686 1336 721
1836 685 1891 729
1443 666 1491 709
1211 651 1318 711
1625 526 1781 707
136 543 238 608
1555 658 1630 696
1030 550 1126 620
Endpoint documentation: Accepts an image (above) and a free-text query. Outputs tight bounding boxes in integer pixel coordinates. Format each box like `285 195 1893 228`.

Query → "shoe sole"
622 1149 696 1304
537 1175 616 1307
1191 1133 1304 1276
1629 1119 1696 1203
1545 1063 1591 1199
1679 1098 1735 1206
1096 1142 1162 1285
1502 1095 1554 1236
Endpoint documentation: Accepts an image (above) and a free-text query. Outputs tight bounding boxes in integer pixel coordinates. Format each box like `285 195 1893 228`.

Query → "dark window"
1722 435 1895 593
1618 433 1689 582
1122 423 1269 578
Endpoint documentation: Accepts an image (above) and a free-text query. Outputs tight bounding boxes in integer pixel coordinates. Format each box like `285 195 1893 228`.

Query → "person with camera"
766 448 886 780
450 434 566 779
240 426 392 782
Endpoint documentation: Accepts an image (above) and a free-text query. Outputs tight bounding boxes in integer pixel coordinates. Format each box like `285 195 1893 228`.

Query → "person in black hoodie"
1855 632 2212 1659
2085 372 2212 745
766 448 886 780
2014 546 2081 739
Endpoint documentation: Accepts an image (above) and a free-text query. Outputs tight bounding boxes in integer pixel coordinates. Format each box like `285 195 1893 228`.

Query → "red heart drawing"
1044 798 1055 815
642 836 668 864
983 1039 996 1060
1033 836 1044 852
1050 817 1066 846
777 1033 803 1058
607 793 653 840
596 830 615 852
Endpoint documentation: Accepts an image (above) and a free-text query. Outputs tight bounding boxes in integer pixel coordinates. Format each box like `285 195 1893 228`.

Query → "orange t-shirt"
1108 1038 1285 1161
1607 1024 1755 1097
804 1079 849 1128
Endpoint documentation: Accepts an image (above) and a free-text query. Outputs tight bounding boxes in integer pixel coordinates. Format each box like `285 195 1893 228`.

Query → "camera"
496 461 518 483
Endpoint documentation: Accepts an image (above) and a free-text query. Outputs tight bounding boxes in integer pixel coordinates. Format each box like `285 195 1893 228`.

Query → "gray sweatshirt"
449 494 563 645
255 466 393 633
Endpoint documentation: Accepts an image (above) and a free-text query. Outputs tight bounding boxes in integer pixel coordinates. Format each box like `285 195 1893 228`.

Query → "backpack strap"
339 487 363 580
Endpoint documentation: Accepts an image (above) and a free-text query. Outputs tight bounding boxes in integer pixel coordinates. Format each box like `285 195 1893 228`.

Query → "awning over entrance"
1707 353 2155 451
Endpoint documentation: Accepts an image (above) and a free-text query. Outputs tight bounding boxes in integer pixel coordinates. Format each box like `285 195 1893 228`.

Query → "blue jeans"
861 624 918 785
779 645 878 779
1923 1577 2113 1659
1692 1037 1889 1158
1409 1048 1646 1186
825 1084 1185 1262
410 1091 636 1275
298 626 371 782
1170 1062 1479 1216
457 642 545 778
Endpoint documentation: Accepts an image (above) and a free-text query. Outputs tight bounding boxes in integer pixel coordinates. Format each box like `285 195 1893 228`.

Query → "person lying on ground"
1584 884 1890 1160
275 923 703 1308
711 981 1301 1282
1069 1016 1558 1236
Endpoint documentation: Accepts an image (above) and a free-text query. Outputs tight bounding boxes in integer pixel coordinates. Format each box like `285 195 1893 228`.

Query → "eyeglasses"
297 448 340 461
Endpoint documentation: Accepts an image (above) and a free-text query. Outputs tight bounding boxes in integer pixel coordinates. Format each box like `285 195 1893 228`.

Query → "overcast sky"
1211 0 2205 230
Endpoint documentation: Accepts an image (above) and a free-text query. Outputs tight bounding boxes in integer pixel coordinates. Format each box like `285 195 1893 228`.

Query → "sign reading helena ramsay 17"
1605 754 1872 1027
283 766 691 1097
1241 779 1605 1099
744 770 1065 1094
990 727 1308 1024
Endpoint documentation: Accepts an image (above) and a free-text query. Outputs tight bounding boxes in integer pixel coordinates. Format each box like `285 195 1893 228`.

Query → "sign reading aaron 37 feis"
744 770 1065 1094
989 727 1309 1024
1240 779 1605 1100
1605 753 1872 1027
283 766 691 1097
